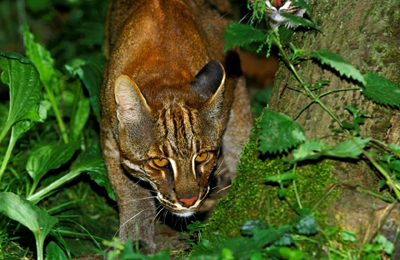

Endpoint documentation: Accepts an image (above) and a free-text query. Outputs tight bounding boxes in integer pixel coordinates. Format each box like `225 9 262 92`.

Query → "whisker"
115 196 157 208
113 209 148 239
152 205 164 225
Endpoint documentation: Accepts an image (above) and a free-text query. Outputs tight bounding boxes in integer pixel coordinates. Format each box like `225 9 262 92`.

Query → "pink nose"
179 196 198 207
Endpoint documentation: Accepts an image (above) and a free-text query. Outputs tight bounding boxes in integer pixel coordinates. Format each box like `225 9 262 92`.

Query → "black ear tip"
191 60 226 101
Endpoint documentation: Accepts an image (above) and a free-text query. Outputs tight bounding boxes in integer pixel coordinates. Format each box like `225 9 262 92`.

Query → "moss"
203 121 340 256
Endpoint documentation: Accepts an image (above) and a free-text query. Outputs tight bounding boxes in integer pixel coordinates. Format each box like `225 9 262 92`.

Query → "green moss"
203 121 340 256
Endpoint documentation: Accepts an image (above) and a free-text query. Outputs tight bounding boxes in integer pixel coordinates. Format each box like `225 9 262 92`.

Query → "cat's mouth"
156 188 209 217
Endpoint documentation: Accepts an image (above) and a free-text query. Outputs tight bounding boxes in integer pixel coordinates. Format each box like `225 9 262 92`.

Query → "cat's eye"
152 158 169 168
195 152 212 163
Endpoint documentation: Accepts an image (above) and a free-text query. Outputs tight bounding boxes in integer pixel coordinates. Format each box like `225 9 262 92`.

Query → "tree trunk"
269 0 400 255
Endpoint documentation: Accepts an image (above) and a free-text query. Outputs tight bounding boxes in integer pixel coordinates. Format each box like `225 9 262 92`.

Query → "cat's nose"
179 196 198 207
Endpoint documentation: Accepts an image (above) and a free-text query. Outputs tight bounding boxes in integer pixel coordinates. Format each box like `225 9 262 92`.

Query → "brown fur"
100 0 252 253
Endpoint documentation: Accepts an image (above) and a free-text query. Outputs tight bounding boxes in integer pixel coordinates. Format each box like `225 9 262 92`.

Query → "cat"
265 0 308 28
100 0 253 253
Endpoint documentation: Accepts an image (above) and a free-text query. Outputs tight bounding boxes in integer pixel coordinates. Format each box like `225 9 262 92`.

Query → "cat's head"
114 60 225 217
266 0 308 29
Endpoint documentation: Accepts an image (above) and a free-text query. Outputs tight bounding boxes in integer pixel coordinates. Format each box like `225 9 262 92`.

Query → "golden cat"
100 0 252 253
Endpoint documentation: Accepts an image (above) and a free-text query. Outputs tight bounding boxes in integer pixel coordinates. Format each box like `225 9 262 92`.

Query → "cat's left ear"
191 60 225 102
191 60 225 113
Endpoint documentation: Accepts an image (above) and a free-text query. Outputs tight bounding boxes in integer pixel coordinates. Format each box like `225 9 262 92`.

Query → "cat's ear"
191 60 226 104
115 75 151 124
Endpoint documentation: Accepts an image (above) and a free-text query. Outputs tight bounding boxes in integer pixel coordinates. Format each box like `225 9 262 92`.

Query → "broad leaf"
0 52 44 141
292 0 312 15
73 144 115 201
281 13 315 28
292 140 326 162
26 142 79 184
258 110 305 154
0 192 57 259
324 137 370 159
224 22 266 51
362 71 400 108
45 241 68 260
69 98 90 141
311 50 366 86
77 54 107 122
390 144 400 158
23 25 58 89
294 215 318 235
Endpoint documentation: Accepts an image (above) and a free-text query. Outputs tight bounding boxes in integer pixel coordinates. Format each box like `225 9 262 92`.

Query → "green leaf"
241 220 268 235
292 140 326 162
26 142 79 184
324 137 370 159
69 98 90 141
281 13 315 28
45 241 68 260
0 52 44 142
279 247 305 260
341 230 356 242
294 215 318 235
224 22 266 52
292 0 312 15
375 235 395 255
0 192 57 259
390 144 400 158
362 71 400 108
23 25 58 88
311 50 366 86
74 144 115 201
76 54 107 122
258 110 306 154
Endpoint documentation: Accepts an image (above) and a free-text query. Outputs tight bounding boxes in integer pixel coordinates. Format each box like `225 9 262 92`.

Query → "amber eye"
152 158 169 168
195 152 211 163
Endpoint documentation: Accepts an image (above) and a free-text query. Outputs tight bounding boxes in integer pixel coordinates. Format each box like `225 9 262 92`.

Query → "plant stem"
362 150 400 201
318 88 360 99
43 82 69 143
0 126 17 181
0 123 12 145
292 164 303 209
36 238 43 260
27 169 82 202
272 32 343 128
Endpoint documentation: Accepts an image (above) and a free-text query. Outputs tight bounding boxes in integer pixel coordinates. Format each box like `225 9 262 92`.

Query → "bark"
269 0 400 255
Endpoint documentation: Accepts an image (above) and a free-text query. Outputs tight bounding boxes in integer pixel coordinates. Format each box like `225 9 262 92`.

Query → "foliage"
0 22 110 260
1 0 400 259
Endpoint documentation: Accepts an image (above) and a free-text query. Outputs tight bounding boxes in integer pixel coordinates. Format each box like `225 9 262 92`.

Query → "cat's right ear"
115 75 151 124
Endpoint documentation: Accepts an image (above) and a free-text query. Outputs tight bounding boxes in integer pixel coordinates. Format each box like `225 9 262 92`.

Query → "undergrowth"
0 0 400 259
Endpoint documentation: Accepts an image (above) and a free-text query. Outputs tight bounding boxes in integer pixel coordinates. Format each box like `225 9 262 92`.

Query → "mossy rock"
202 122 340 256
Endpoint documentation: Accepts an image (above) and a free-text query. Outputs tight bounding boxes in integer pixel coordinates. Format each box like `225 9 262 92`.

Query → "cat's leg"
101 129 156 253
221 76 253 181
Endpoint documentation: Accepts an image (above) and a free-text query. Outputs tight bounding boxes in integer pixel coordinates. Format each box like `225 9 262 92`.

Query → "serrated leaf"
26 142 79 184
292 0 312 15
295 215 318 235
362 71 400 108
224 22 266 51
292 140 326 162
258 110 305 154
281 13 315 28
311 50 365 86
324 137 370 159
